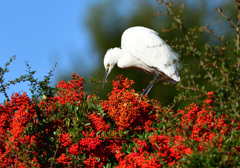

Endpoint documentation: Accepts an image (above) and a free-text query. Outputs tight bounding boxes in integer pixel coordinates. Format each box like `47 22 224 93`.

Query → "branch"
0 83 9 102
217 5 240 70
236 0 240 70
216 7 237 29
204 26 238 57
178 84 205 94
0 55 16 102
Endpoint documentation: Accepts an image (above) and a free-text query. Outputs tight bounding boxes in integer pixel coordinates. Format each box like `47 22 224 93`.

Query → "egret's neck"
117 50 137 69
109 48 123 65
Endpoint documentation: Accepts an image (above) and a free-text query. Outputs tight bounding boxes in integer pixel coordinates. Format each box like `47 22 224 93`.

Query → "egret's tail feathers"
166 76 180 84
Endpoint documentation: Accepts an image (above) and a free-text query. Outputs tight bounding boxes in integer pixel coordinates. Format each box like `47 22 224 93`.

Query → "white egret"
102 26 180 96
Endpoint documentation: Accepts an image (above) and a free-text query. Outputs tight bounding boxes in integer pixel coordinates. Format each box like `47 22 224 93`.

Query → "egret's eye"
106 64 110 69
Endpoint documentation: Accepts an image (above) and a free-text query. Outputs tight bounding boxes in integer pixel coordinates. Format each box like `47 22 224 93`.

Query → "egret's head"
102 48 121 89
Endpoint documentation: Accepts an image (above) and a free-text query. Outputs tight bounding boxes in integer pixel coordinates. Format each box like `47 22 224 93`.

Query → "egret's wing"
121 26 180 83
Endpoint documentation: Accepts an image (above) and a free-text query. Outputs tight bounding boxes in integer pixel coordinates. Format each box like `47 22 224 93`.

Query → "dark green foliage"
83 0 239 112
0 56 57 103
156 0 240 118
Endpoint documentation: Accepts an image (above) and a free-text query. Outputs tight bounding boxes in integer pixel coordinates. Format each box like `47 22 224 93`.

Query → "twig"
50 144 59 168
0 55 16 101
216 7 237 29
217 5 240 70
204 26 238 57
232 107 240 119
237 1 240 70
178 84 205 93
0 83 9 102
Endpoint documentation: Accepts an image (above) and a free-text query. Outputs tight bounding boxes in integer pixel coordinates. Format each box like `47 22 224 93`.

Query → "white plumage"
102 26 180 96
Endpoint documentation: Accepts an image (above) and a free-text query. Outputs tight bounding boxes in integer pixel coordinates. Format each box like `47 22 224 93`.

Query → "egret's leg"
142 83 154 96
142 69 160 96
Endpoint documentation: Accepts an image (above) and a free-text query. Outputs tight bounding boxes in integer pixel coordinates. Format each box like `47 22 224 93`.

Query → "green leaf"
119 129 123 138
70 129 76 138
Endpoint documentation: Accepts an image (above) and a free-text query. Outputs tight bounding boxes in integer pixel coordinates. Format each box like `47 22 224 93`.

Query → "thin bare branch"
204 26 238 57
178 84 205 94
217 5 240 70
216 7 237 29
237 1 240 70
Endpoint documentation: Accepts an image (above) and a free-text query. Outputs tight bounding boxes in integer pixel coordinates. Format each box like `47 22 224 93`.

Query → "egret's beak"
102 68 109 89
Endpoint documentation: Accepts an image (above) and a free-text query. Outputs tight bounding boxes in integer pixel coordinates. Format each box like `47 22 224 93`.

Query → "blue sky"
0 1 99 102
0 0 228 103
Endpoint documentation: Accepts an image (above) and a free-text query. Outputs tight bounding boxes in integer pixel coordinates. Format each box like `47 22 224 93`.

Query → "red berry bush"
0 74 239 167
1 1 240 167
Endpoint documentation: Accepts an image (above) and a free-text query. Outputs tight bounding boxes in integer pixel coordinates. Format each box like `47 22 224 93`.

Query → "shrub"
0 74 239 167
0 0 239 167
